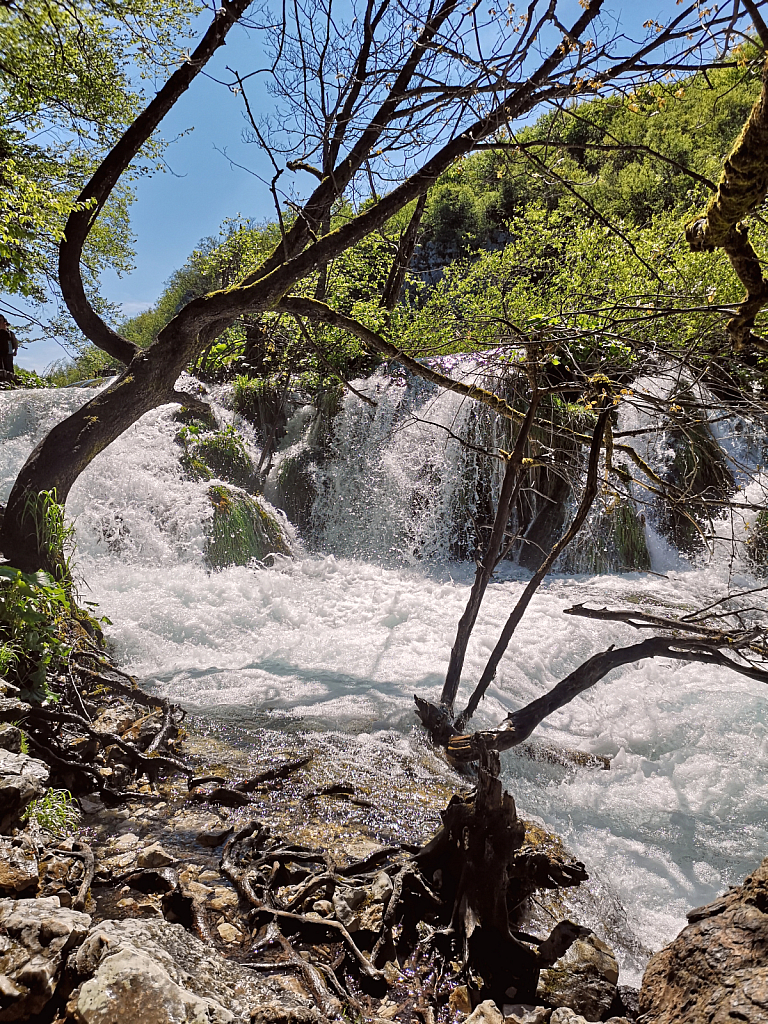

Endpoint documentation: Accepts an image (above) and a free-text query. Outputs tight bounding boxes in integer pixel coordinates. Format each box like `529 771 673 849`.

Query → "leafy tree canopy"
0 0 198 301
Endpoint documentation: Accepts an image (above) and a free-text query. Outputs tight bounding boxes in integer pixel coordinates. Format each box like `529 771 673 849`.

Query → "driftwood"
449 605 768 761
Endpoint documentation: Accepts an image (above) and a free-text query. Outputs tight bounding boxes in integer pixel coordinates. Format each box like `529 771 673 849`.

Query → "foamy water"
1 377 767 984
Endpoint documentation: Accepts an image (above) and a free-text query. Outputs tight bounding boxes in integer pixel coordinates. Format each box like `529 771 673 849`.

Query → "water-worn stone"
0 748 48 832
68 917 317 1022
0 895 90 1020
639 855 768 1023
0 839 37 894
136 842 175 868
466 999 504 1024
503 1005 551 1023
537 933 618 1020
196 825 234 848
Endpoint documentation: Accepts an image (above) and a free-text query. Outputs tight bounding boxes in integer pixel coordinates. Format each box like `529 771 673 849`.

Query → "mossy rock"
206 485 291 568
270 449 318 533
657 421 734 554
562 498 650 573
612 500 651 571
177 424 256 490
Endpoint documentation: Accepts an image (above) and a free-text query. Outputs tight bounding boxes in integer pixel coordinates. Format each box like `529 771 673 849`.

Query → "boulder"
71 946 235 1023
549 1012 629 1024
0 895 91 1020
67 917 318 1022
0 748 48 832
536 933 618 1020
639 856 768 1023
503 1004 552 1023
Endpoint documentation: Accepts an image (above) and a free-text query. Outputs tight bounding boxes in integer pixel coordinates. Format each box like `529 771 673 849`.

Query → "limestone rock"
0 895 91 1020
503 1005 551 1023
0 748 48 832
216 922 242 943
0 727 20 754
466 999 504 1024
136 842 175 868
548 1012 629 1024
72 946 235 1023
537 933 618 1020
0 838 37 894
639 856 768 1023
68 917 317 1021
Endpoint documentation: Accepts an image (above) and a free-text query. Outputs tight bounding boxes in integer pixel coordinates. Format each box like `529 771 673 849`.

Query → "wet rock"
466 999 504 1024
112 832 139 851
0 748 48 832
537 933 618 1020
449 985 473 1015
196 825 234 848
68 917 316 1021
136 842 175 868
0 895 90 1019
610 985 639 1020
639 856 768 1023
0 838 37 894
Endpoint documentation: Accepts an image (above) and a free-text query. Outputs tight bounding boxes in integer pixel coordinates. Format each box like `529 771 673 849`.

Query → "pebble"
217 922 242 943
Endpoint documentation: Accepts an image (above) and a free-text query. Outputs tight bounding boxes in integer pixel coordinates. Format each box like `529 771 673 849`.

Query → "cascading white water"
2 371 767 985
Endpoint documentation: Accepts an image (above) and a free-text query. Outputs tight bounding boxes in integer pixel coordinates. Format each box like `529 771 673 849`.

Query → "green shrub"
0 565 71 702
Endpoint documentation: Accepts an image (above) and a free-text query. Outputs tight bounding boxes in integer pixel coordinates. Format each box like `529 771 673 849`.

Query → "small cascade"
2 369 768 977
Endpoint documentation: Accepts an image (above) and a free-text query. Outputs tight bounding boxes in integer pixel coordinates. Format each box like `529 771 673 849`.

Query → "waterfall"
2 370 767 984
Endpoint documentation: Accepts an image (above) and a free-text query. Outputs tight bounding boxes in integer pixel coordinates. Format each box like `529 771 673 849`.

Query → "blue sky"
13 0 708 372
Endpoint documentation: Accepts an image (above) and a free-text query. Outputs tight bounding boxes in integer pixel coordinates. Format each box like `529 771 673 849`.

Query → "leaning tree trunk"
0 341 200 572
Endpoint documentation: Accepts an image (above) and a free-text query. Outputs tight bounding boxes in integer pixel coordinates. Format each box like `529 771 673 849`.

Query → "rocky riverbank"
1 620 766 1024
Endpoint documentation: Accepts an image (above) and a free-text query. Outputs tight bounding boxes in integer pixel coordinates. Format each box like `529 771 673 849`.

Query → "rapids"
1 373 767 985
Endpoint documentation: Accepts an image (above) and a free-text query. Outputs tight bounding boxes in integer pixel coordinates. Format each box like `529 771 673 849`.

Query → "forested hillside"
47 53 765 399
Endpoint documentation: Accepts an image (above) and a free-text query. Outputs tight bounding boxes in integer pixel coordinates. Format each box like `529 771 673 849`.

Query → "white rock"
73 946 235 1023
465 999 504 1024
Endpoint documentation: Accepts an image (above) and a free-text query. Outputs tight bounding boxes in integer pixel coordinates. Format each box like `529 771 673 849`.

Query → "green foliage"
748 509 768 567
206 485 290 568
22 788 80 837
0 0 197 300
177 424 255 488
0 565 71 702
22 489 75 582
